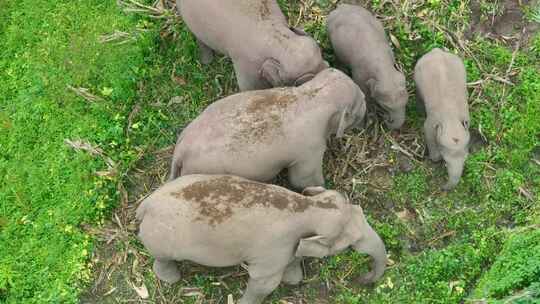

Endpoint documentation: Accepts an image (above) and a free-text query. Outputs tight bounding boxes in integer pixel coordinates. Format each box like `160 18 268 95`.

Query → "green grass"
0 0 156 302
472 229 540 302
1 0 539 303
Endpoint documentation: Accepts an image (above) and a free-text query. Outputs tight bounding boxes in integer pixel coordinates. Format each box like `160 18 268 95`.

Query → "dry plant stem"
67 85 104 102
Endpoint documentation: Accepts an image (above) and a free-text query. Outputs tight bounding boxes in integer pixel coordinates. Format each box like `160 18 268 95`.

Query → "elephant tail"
169 130 186 181
136 198 150 222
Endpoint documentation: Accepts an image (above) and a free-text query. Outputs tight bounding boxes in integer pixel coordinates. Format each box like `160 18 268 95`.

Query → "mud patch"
304 86 323 99
260 0 271 19
171 176 337 226
230 90 298 147
239 0 272 21
468 0 539 42
245 90 298 114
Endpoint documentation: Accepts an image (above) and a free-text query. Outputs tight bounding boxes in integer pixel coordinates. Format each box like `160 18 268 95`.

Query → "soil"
468 0 539 43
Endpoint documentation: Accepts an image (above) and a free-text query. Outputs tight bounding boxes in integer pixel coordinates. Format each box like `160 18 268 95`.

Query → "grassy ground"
1 0 539 303
0 0 156 302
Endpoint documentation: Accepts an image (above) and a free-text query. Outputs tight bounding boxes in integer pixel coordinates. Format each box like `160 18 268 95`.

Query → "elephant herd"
136 1 471 303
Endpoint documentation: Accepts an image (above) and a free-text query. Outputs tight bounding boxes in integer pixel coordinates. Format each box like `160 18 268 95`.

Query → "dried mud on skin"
171 176 337 227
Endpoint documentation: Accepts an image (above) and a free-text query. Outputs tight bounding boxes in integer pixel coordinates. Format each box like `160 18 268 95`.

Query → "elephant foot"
357 270 377 285
153 259 181 284
429 154 442 162
441 181 458 191
197 39 214 65
282 262 303 285
200 52 214 65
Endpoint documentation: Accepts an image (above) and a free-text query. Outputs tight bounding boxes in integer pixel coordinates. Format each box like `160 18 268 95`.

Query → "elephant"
169 69 366 191
176 0 328 91
327 4 408 129
414 48 470 190
136 174 387 304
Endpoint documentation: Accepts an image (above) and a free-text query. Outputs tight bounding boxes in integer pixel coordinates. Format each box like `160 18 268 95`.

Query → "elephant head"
330 82 367 138
437 118 470 190
295 188 387 284
260 27 328 88
367 69 408 129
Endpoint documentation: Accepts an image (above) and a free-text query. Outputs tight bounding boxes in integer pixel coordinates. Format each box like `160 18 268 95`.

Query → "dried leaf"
184 291 203 297
131 282 149 299
519 187 533 201
389 33 401 49
67 85 104 102
395 209 414 221
172 75 187 86
181 287 203 297
168 96 185 106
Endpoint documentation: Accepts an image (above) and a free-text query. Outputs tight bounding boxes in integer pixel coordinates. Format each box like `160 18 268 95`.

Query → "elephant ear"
366 79 378 99
335 106 350 139
461 120 470 130
290 27 308 36
295 236 331 258
261 58 283 87
302 186 326 196
435 122 444 136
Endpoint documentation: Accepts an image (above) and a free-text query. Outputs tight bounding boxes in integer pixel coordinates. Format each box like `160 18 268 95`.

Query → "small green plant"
472 229 540 301
530 3 540 23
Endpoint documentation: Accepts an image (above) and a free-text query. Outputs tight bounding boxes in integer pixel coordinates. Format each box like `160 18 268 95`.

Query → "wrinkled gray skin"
414 48 470 191
327 4 408 129
137 175 387 304
177 0 328 91
169 69 366 191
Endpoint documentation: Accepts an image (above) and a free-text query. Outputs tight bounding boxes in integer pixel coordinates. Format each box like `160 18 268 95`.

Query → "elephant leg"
424 120 442 162
168 158 180 181
282 258 303 285
153 259 181 284
233 61 267 91
288 149 325 191
197 39 214 65
239 272 284 304
415 90 426 116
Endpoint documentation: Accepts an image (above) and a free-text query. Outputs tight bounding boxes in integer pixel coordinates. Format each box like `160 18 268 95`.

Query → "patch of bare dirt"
468 0 539 43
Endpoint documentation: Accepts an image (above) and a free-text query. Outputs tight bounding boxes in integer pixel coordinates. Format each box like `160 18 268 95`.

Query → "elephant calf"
327 4 408 129
414 48 470 190
169 69 366 191
137 175 387 304
177 0 328 91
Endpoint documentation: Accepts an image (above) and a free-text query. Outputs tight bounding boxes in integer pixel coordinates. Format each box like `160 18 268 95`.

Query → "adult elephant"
177 0 329 91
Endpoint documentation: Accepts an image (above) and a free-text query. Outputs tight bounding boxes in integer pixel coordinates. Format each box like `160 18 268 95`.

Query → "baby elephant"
414 48 470 190
328 4 408 129
137 175 387 304
177 0 328 91
169 69 366 190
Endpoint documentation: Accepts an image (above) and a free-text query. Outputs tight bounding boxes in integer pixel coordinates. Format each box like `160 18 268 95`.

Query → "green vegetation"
473 229 540 302
0 0 155 302
1 0 539 303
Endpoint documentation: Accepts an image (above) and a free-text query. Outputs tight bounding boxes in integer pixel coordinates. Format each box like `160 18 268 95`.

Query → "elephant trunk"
353 223 387 284
386 107 406 130
443 155 465 191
